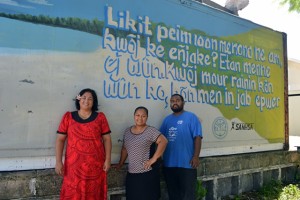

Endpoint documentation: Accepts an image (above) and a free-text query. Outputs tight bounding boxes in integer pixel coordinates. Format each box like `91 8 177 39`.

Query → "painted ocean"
0 17 102 54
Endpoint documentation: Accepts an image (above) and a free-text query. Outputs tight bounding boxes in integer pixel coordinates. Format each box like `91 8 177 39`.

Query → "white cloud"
0 0 33 8
27 0 53 6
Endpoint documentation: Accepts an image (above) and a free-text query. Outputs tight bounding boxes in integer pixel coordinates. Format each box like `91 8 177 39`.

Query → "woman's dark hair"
75 88 99 111
134 106 148 116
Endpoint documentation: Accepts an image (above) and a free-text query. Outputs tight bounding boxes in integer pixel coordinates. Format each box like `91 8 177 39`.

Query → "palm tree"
279 0 300 12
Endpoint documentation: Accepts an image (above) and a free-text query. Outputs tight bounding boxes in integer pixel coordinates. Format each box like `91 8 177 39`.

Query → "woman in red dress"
55 88 112 200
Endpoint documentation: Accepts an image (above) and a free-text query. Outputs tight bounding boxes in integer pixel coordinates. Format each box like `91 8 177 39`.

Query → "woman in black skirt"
114 106 168 200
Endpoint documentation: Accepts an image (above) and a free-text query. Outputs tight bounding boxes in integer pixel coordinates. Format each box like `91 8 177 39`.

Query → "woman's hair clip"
76 95 81 100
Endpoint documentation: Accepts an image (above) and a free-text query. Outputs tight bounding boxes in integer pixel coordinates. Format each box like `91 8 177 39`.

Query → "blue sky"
0 0 103 19
0 0 195 20
0 0 260 37
0 0 220 22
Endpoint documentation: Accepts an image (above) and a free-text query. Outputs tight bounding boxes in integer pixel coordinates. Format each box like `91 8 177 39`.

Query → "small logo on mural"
212 117 228 139
231 122 254 130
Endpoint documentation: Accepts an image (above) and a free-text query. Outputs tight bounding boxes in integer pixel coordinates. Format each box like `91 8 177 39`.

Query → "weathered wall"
1 150 299 200
0 0 287 168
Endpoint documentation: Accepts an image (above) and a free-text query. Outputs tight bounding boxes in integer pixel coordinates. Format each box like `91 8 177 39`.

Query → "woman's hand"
55 134 66 176
102 134 112 172
143 134 167 170
111 163 123 170
103 159 111 172
55 161 64 176
112 145 127 170
143 158 156 170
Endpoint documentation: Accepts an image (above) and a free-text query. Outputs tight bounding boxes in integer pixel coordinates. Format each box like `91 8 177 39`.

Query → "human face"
170 95 184 113
134 108 148 127
79 92 94 111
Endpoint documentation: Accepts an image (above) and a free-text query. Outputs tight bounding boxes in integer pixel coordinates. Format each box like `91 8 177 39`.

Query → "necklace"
78 111 92 120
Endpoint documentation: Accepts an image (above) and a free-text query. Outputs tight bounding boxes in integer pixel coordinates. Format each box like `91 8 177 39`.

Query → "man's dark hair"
171 94 184 102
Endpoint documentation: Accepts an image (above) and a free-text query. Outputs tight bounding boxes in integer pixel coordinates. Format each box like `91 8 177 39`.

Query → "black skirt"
126 168 161 200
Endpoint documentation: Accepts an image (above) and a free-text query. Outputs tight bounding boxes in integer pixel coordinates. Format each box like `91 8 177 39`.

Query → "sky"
0 0 262 38
0 0 299 60
212 0 300 61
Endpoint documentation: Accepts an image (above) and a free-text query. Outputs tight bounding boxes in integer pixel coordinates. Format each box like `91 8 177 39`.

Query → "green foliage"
0 12 104 37
278 184 300 200
279 0 300 13
223 180 300 200
258 180 283 198
196 180 207 200
258 180 300 200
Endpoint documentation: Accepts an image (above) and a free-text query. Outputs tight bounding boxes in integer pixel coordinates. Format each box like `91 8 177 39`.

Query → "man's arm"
190 136 202 168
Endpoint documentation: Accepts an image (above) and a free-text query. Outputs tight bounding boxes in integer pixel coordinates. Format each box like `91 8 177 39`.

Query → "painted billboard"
0 0 286 170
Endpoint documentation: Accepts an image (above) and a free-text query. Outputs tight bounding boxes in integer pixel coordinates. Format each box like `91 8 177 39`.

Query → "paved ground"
13 196 59 200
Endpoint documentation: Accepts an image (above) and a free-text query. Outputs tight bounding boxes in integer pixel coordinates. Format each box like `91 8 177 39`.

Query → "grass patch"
221 180 300 200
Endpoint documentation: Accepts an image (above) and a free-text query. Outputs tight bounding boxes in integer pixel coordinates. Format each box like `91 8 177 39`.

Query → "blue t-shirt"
160 111 202 169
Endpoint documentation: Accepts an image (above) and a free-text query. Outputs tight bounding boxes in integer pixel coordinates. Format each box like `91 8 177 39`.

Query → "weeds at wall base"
221 180 300 200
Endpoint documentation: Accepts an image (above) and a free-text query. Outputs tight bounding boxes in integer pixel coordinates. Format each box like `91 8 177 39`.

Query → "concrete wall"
0 150 299 200
288 59 300 151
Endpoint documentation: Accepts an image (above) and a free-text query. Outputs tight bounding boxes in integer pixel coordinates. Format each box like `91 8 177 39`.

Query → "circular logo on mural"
212 117 228 139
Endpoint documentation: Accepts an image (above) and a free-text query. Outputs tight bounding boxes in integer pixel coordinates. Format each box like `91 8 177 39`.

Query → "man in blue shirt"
160 94 202 200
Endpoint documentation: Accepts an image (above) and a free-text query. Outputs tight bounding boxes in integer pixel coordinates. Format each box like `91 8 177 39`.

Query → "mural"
0 0 286 168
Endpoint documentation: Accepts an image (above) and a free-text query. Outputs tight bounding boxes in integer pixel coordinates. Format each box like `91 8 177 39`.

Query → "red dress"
57 111 111 200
